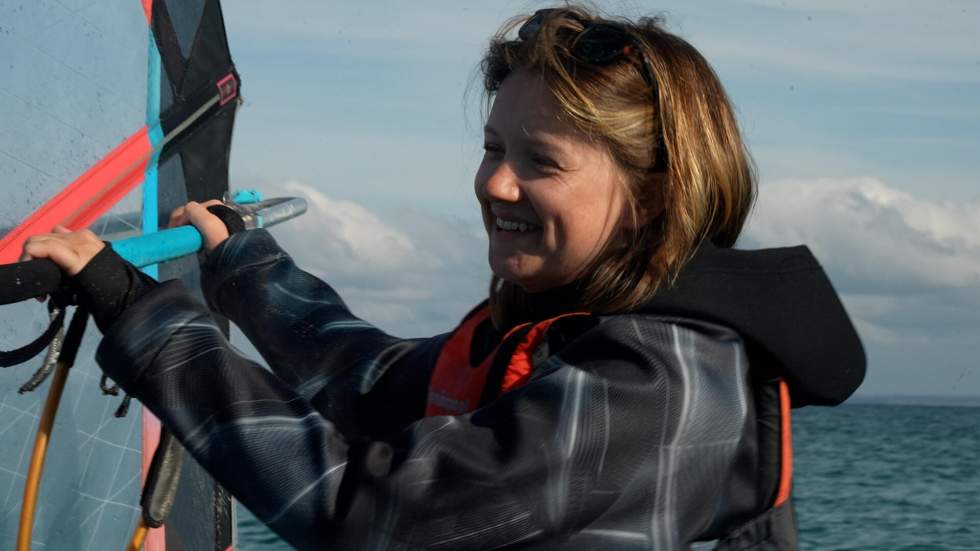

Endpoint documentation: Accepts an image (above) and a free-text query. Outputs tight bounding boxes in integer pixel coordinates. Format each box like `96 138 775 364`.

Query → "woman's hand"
167 200 230 253
19 226 105 276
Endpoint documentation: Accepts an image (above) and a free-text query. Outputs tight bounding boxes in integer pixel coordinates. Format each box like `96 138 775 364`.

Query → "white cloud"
743 177 980 293
261 182 490 337
252 177 978 395
743 177 980 395
289 182 417 270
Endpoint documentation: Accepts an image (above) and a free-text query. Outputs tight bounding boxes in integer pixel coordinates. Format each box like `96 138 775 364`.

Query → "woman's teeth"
496 218 541 232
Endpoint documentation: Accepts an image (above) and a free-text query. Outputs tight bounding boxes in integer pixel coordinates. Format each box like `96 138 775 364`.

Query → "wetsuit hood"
638 241 866 407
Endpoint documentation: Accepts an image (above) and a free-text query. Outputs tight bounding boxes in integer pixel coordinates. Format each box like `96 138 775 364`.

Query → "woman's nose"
480 161 521 203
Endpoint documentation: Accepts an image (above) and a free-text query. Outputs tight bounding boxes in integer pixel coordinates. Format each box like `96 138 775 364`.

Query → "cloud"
743 177 980 294
251 177 978 395
292 183 417 271
261 182 490 337
742 177 980 395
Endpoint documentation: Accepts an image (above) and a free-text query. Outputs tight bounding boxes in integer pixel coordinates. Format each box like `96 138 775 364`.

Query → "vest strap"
426 305 589 416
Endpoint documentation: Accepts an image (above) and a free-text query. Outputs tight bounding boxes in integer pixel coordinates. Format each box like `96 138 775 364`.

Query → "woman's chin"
488 229 544 261
490 261 562 293
490 259 533 288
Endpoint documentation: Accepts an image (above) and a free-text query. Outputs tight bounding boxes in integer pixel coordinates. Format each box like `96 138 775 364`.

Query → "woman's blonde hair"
483 5 756 329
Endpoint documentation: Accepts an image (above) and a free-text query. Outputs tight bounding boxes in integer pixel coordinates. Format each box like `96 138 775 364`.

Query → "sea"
236 402 980 550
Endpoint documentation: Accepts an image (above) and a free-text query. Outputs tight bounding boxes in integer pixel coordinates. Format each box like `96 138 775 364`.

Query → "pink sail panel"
0 128 152 265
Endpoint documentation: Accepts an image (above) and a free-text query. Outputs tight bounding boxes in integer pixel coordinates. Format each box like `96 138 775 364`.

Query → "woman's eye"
531 154 557 170
482 143 503 157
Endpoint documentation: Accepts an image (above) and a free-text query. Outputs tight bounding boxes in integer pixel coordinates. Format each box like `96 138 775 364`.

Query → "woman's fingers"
18 195 229 278
182 201 230 252
167 206 186 229
168 200 230 252
19 229 104 277
168 199 225 227
24 238 81 271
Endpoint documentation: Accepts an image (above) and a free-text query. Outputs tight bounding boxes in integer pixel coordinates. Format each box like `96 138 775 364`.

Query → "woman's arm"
97 292 754 551
198 229 441 412
22 221 444 438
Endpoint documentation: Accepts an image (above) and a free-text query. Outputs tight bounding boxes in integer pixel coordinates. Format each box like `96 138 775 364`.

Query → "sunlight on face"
474 70 629 292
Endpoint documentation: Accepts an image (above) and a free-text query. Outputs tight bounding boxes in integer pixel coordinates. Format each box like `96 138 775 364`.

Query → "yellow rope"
16 358 71 551
126 518 149 551
16 309 155 551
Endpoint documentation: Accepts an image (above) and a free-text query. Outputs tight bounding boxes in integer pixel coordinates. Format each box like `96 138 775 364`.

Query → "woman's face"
475 70 629 292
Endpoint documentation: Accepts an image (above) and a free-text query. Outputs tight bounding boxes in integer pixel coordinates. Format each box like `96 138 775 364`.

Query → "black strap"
0 303 65 367
206 204 245 235
141 427 185 529
150 1 189 93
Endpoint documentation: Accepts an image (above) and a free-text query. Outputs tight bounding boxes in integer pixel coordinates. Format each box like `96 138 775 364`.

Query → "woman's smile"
491 209 544 245
474 69 628 292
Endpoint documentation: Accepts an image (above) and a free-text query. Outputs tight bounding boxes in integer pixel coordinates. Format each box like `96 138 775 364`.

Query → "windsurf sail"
0 1 240 549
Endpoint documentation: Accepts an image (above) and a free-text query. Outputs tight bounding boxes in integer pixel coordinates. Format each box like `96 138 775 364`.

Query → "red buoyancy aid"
425 303 800 550
425 304 592 417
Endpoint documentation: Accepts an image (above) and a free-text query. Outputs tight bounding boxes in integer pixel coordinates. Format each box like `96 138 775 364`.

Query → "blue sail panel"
0 1 239 549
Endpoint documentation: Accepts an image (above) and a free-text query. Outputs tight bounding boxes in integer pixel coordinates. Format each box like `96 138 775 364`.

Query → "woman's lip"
492 225 541 243
493 219 543 233
492 214 541 226
489 207 539 226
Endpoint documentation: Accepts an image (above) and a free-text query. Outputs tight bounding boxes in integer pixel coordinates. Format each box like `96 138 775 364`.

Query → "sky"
217 1 980 400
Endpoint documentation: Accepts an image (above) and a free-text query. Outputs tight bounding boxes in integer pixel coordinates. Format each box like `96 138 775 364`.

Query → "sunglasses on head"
518 10 668 173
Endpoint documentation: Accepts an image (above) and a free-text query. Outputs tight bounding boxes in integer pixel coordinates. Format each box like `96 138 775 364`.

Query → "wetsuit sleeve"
198 229 445 436
71 244 158 333
96 292 754 551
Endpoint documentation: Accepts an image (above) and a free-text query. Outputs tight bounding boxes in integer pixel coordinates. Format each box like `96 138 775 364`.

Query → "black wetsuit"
82 229 864 550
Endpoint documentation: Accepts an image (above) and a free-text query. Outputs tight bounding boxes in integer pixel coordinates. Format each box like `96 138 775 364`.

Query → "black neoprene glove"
71 245 157 333
72 204 245 332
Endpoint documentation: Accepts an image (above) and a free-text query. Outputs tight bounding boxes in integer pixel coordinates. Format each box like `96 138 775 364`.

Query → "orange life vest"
425 304 591 417
424 303 798 549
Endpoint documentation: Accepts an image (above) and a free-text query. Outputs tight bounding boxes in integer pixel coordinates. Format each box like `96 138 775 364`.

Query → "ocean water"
236 403 980 550
792 403 979 550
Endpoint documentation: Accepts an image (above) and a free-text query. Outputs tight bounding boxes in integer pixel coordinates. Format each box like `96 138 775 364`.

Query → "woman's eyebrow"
523 132 569 154
482 126 566 153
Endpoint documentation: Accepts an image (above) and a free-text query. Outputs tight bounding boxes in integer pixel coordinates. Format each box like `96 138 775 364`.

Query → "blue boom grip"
111 225 203 268
107 197 305 268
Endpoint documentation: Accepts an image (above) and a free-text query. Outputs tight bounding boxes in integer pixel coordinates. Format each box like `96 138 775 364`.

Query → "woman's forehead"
485 71 582 144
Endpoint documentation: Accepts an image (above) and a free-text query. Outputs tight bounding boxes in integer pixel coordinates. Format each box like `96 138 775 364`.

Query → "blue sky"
218 1 979 399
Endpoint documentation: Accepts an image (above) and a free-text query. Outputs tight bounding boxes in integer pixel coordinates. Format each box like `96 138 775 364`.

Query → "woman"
22 6 864 550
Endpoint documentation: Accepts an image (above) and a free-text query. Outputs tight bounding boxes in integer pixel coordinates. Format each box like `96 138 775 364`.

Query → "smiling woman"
478 8 755 330
477 70 632 294
16 4 864 551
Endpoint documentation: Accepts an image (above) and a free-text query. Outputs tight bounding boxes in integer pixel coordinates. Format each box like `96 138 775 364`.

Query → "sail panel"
0 1 238 549
0 2 146 240
0 1 153 546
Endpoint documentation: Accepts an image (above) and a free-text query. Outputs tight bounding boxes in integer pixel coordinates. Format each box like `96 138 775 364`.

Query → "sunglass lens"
573 25 634 64
519 9 558 41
